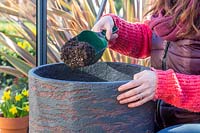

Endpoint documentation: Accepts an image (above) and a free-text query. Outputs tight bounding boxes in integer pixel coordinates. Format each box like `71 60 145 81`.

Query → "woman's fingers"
133 70 146 80
91 26 101 32
117 83 145 101
127 94 154 108
92 16 116 40
104 23 112 40
91 18 103 32
119 89 151 104
118 79 142 92
117 70 157 108
118 89 152 104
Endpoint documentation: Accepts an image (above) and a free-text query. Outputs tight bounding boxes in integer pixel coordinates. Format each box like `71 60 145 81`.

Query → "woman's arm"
107 14 152 58
117 69 200 113
154 69 200 112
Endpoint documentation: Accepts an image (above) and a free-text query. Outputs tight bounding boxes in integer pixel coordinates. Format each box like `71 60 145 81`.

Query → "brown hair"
146 0 200 37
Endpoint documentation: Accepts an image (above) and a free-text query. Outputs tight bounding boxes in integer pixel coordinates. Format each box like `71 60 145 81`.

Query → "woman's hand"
92 16 118 41
117 70 157 108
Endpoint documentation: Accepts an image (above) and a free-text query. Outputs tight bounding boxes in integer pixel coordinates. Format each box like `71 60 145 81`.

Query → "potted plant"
0 78 29 133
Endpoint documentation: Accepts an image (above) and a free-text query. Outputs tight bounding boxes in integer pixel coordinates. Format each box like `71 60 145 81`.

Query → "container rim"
28 62 134 85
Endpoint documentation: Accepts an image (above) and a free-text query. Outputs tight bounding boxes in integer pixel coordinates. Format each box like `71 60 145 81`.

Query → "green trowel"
75 26 118 64
61 26 118 68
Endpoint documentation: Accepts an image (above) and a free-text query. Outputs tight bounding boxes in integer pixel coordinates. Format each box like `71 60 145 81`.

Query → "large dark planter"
28 62 155 133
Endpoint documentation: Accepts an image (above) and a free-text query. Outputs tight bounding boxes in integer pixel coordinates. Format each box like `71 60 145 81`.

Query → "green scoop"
61 26 118 68
73 26 118 65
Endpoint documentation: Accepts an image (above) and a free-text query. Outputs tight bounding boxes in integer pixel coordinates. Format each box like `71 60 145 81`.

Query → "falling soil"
60 38 96 69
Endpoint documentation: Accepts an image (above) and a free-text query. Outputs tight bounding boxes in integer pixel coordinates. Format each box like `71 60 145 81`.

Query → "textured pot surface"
0 116 29 133
29 62 155 133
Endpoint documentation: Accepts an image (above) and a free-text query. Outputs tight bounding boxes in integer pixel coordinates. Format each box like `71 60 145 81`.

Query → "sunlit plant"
0 0 150 79
0 86 29 118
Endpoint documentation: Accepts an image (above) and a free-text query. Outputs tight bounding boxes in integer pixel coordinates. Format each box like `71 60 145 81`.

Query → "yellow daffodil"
1 96 5 101
9 106 18 115
23 41 31 48
3 90 11 101
17 41 23 48
17 41 31 49
23 105 29 112
22 89 29 97
15 94 23 102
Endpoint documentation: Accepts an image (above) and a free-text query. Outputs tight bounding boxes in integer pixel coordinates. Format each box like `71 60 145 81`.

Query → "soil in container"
61 38 96 69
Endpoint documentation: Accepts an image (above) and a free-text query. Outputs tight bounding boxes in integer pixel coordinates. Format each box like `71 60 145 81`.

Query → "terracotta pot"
0 115 29 133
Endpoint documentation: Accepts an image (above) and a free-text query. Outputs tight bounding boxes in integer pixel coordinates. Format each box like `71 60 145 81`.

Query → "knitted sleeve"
107 14 152 58
154 69 200 112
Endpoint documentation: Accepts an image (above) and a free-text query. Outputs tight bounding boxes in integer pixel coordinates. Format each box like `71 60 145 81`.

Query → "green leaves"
0 51 31 77
0 66 24 78
0 33 36 67
0 88 29 118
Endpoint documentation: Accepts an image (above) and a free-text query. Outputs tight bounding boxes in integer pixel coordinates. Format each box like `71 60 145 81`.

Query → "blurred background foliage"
0 0 150 89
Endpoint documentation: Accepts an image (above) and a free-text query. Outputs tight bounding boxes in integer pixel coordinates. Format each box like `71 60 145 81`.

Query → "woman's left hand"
117 70 157 108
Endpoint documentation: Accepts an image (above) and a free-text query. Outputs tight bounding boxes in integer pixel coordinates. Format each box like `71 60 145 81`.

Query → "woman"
92 0 200 132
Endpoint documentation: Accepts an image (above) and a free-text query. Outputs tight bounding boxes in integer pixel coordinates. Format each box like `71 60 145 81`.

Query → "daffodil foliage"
0 88 29 118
